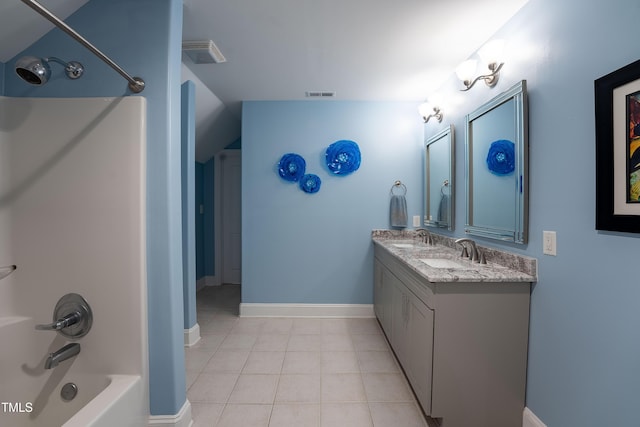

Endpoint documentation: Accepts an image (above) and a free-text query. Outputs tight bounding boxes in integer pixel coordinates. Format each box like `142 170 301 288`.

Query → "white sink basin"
419 258 468 269
392 243 415 248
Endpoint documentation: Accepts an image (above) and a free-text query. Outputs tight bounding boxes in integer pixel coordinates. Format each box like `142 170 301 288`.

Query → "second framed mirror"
424 125 454 230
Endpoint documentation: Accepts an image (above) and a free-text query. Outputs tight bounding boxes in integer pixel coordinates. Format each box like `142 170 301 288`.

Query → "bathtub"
0 317 147 427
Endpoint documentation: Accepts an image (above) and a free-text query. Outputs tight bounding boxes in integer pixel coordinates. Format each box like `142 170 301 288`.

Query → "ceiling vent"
182 40 226 64
306 91 336 98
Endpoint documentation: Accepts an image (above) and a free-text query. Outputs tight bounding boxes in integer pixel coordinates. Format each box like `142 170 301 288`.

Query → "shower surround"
0 95 148 426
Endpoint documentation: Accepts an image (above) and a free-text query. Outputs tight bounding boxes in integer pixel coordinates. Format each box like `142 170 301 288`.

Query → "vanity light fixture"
456 39 505 91
418 102 443 123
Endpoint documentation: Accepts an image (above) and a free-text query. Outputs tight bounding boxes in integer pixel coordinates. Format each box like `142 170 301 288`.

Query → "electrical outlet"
412 215 421 227
543 231 556 256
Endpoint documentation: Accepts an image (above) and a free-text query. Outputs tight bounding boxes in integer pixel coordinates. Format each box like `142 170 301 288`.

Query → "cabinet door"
374 259 384 321
406 292 434 414
390 275 409 367
374 259 394 336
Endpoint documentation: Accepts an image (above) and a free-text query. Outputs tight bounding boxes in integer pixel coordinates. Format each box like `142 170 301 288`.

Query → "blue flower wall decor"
325 140 361 175
299 174 322 194
278 153 306 182
486 139 515 175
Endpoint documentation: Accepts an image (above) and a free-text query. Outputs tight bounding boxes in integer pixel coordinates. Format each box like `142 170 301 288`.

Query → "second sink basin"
419 258 469 269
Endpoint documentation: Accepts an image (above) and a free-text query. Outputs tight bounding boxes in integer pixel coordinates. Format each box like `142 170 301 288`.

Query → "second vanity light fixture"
455 39 505 91
418 102 443 123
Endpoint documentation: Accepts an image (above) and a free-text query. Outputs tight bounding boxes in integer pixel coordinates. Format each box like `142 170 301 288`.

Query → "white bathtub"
0 317 146 427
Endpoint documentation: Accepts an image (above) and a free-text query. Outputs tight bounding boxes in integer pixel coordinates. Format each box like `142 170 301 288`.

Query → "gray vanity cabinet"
376 255 434 415
373 244 530 427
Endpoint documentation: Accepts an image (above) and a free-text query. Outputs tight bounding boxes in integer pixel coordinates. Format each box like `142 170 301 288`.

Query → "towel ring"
390 180 407 196
440 180 450 196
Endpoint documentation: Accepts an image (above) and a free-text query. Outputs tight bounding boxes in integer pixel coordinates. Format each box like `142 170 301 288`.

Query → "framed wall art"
595 58 640 233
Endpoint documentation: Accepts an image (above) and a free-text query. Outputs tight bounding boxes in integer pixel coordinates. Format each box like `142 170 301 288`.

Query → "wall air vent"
305 91 336 98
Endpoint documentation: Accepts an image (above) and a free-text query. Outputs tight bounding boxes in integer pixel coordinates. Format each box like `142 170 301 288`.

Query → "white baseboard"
148 399 192 427
239 303 375 318
184 323 201 347
523 408 547 427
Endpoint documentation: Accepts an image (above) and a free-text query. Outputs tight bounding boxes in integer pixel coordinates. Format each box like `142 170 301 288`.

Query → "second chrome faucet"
455 238 486 264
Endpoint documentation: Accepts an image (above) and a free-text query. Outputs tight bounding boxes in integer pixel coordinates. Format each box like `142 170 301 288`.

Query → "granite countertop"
372 230 537 284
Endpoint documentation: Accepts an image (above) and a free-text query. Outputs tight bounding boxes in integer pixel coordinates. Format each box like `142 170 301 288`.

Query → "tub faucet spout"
45 343 80 369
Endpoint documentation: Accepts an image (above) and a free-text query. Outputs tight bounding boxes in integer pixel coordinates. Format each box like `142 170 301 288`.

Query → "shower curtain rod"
20 0 145 93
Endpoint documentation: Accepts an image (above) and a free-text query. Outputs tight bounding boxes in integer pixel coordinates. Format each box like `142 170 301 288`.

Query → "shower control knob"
35 293 93 339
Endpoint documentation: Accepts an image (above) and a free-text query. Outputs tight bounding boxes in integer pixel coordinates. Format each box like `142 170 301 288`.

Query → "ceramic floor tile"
190 402 225 427
320 403 373 427
351 333 390 352
269 404 320 427
321 373 367 402
275 374 321 403
321 334 355 351
190 334 226 351
228 374 279 404
254 333 290 351
262 318 294 334
203 349 250 373
230 317 267 334
281 351 321 374
219 333 258 350
356 350 400 373
321 351 360 373
361 373 414 402
321 318 351 335
243 351 285 374
292 318 323 334
287 334 322 352
189 286 433 427
368 402 428 427
216 404 272 427
199 318 238 335
187 373 239 403
185 348 216 373
348 318 383 335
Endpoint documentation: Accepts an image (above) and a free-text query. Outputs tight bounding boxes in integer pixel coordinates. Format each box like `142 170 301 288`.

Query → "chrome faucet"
455 238 485 264
415 228 433 245
44 343 81 369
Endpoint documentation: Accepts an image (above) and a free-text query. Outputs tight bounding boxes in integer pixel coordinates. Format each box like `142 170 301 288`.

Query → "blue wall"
4 0 186 417
195 162 205 280
242 101 423 304
181 81 196 328
423 0 640 425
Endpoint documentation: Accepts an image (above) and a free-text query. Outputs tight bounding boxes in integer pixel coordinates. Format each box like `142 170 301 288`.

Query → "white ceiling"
182 0 529 118
1 0 528 159
0 0 89 62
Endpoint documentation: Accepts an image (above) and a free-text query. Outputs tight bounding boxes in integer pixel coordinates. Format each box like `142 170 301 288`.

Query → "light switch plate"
543 231 556 256
412 215 421 227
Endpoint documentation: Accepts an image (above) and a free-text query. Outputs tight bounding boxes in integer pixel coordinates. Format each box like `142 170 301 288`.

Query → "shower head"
15 56 84 85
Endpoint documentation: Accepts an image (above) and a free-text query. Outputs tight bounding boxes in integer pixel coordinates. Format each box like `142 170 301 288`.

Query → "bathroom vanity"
372 230 536 427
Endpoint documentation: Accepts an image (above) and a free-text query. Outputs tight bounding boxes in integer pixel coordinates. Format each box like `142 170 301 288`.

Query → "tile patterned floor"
186 285 431 427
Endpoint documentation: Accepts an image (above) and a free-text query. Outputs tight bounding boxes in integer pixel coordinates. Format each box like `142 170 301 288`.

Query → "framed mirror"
424 125 454 230
465 80 528 243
